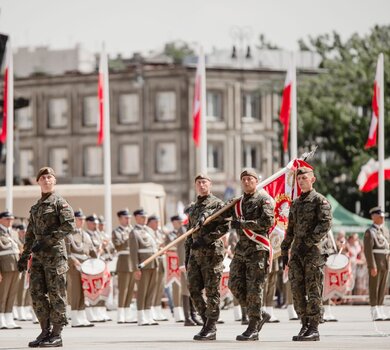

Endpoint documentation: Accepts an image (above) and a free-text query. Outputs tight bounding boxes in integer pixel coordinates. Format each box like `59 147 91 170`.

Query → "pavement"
2 305 390 350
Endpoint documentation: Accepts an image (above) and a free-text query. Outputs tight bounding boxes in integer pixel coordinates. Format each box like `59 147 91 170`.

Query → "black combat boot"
190 300 203 326
300 320 320 341
183 296 196 326
292 317 309 341
257 310 271 332
241 307 249 325
28 319 51 348
39 324 63 347
193 318 217 341
236 318 259 341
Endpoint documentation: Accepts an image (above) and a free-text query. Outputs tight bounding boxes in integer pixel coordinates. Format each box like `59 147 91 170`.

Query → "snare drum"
323 253 352 300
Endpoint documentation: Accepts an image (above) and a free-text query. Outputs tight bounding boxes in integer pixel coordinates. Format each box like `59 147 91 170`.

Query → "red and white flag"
279 64 294 152
365 57 381 149
192 54 203 147
1 35 11 144
357 157 390 192
97 49 107 145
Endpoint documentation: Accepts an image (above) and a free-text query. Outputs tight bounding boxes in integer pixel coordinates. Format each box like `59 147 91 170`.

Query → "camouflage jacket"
21 192 75 262
223 190 274 256
281 189 332 257
185 194 228 258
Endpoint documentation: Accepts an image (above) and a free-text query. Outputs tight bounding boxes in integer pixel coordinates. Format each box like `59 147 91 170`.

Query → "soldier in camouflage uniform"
222 169 274 341
17 167 75 348
185 174 228 340
281 166 332 342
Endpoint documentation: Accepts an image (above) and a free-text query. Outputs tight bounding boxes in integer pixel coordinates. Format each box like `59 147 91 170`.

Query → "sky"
0 0 389 57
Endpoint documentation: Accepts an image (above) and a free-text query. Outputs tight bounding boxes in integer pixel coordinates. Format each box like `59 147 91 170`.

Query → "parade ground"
2 305 390 350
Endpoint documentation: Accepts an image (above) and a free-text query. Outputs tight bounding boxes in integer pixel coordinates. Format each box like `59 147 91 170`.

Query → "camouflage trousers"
30 255 69 326
288 252 325 324
187 251 223 320
229 250 268 320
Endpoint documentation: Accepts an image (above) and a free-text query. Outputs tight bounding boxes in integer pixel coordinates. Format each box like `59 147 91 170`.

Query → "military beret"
296 167 313 176
117 208 131 217
0 210 14 219
133 208 147 217
147 215 159 224
170 215 182 222
74 209 86 219
36 167 56 182
86 214 99 223
240 169 259 180
369 206 388 217
194 173 211 182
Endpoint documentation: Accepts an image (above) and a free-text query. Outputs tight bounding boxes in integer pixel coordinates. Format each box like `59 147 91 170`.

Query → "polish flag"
97 50 106 145
0 35 11 144
279 64 293 152
365 57 381 149
192 54 203 147
357 157 390 192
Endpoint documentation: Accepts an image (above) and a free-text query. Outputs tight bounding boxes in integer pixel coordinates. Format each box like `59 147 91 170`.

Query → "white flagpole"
199 46 207 174
378 53 385 209
101 44 112 236
5 39 14 212
290 52 298 160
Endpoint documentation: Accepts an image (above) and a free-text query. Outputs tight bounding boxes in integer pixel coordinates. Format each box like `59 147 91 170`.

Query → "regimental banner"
81 260 111 306
323 254 353 300
165 250 181 286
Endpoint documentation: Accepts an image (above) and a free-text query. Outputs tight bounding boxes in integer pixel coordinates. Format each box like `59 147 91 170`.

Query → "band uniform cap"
74 209 86 219
369 206 388 217
98 215 105 224
194 173 211 182
117 208 131 217
0 210 15 219
147 215 159 224
170 215 182 222
15 224 27 230
85 214 99 223
240 169 259 180
296 167 313 176
133 209 147 217
36 167 56 182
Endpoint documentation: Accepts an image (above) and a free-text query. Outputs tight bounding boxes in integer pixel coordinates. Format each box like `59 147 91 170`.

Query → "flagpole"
290 52 298 160
199 46 207 174
5 38 13 212
102 43 112 237
378 53 385 209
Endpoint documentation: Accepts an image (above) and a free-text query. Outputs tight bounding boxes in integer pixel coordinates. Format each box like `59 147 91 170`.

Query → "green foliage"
163 41 195 64
297 25 390 215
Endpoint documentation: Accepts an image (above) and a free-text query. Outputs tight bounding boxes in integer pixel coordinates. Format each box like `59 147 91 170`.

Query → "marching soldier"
130 209 159 326
66 209 95 327
364 206 390 321
112 209 136 324
281 166 332 342
0 211 21 329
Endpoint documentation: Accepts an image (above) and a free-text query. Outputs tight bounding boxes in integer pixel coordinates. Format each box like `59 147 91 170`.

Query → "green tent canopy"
326 194 371 233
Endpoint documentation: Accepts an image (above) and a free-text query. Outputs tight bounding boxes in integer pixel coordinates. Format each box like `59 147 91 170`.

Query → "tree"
163 41 194 64
297 25 390 215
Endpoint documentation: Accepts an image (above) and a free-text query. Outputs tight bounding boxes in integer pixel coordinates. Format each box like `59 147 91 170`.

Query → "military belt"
372 249 390 254
117 251 130 255
0 249 19 256
70 253 89 260
138 248 156 253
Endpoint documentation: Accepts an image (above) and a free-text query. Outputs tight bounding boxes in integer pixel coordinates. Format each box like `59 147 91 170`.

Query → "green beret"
36 167 56 181
296 167 313 176
240 169 258 180
194 173 211 182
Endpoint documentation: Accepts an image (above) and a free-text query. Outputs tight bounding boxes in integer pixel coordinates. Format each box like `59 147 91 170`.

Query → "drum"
323 253 352 300
269 226 285 260
81 258 111 305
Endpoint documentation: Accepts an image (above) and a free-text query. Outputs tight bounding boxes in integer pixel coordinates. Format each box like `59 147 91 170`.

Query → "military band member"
281 166 332 342
130 209 159 326
364 206 390 321
66 209 95 327
0 211 21 329
112 209 136 324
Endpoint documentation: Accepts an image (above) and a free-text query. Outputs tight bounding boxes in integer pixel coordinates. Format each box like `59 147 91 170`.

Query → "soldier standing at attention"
222 169 274 341
364 206 390 321
185 174 228 341
281 166 332 342
17 167 75 348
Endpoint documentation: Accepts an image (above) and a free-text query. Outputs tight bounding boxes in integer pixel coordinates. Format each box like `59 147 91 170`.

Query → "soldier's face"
38 174 56 193
135 215 147 225
195 179 211 196
297 172 315 193
119 216 131 226
372 213 385 225
148 220 159 230
75 218 85 229
0 218 13 228
241 175 258 194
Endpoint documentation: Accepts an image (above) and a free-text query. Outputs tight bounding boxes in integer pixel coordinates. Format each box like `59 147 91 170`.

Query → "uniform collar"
299 189 315 200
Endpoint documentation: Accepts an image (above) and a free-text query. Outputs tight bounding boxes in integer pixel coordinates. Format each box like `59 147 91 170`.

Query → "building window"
20 149 34 178
83 96 98 127
83 146 103 176
119 144 140 175
155 142 176 174
16 104 33 130
48 98 68 128
242 143 262 170
207 142 223 172
119 93 139 124
261 92 273 119
155 91 176 121
206 91 222 120
49 147 69 177
242 91 261 120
